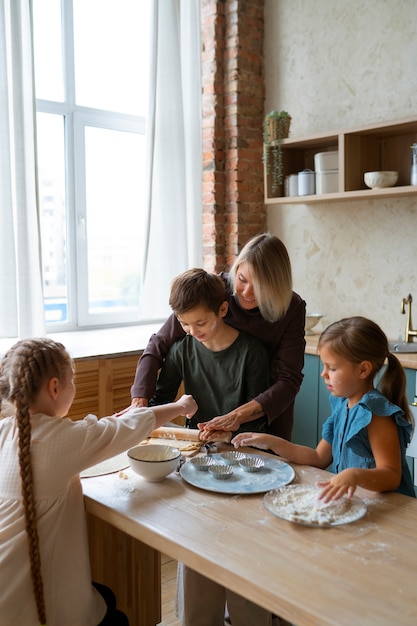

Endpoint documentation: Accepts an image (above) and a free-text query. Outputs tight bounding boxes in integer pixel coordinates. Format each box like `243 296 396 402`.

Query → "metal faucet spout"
402 294 417 343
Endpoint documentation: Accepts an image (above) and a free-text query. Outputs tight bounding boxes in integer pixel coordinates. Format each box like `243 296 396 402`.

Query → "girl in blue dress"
232 316 415 500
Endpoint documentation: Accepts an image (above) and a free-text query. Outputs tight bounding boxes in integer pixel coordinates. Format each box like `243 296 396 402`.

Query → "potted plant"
263 110 291 194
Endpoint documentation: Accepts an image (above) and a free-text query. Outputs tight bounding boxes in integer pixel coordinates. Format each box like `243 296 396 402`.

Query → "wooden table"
82 449 417 626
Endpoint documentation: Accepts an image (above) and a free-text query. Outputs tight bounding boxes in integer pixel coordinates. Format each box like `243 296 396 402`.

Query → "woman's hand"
199 410 242 434
201 400 265 433
131 397 149 408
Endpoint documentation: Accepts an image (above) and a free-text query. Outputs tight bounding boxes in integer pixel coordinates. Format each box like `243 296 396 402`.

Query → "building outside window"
33 0 151 329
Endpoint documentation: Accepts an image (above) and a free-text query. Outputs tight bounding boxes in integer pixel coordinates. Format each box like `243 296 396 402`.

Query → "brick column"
201 0 266 272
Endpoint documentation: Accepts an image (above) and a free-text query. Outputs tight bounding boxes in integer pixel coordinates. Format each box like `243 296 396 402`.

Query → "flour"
264 484 367 526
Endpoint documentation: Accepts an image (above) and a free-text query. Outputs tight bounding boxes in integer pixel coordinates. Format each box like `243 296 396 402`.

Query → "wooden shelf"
265 184 417 205
264 116 417 204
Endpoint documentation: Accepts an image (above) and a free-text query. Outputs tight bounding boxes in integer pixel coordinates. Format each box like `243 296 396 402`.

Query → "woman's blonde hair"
318 316 413 425
228 233 293 322
0 338 72 625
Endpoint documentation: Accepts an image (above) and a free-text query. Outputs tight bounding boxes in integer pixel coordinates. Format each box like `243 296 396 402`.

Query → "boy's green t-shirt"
150 331 269 433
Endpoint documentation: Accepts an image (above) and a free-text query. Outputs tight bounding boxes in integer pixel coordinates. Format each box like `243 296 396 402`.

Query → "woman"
131 233 306 440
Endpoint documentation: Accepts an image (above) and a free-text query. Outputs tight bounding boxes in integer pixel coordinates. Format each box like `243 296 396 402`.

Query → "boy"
149 268 272 626
149 267 269 437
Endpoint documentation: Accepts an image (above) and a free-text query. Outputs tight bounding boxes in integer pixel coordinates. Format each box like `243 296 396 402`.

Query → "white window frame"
73 110 146 327
35 0 149 331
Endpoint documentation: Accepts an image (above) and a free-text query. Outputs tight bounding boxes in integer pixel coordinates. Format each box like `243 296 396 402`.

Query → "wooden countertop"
82 447 417 626
3 326 416 369
305 333 417 370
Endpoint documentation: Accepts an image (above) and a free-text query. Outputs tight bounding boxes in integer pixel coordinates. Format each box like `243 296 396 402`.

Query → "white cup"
298 169 315 196
411 164 417 186
288 174 298 196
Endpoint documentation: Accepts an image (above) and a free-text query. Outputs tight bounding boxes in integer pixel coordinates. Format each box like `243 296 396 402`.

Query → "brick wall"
201 0 266 272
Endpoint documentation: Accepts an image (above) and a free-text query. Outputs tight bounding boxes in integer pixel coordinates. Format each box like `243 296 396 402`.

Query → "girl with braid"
0 338 197 626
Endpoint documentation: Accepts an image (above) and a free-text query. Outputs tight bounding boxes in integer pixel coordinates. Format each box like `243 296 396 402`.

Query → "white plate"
179 453 295 494
263 484 367 527
80 452 129 478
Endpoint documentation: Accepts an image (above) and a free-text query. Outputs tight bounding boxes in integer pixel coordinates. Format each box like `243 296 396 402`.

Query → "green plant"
262 110 291 193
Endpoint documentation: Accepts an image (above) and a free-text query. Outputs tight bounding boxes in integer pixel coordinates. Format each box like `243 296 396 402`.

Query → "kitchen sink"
388 341 417 353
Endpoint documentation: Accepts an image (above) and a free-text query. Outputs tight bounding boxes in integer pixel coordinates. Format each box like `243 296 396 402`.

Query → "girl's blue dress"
322 389 415 497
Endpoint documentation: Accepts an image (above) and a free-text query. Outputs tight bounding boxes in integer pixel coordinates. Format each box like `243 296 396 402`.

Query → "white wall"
264 0 417 340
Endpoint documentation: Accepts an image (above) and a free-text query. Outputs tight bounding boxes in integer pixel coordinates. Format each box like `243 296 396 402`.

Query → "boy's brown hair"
169 268 226 315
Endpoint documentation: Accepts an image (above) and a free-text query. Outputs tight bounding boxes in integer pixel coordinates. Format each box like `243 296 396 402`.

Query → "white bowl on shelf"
364 171 398 189
305 313 324 335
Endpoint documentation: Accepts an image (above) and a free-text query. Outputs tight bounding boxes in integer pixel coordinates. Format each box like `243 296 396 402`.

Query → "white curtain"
0 0 45 338
0 0 202 336
139 0 202 320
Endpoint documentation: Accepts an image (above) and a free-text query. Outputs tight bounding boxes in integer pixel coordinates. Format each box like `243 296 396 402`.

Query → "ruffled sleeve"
346 390 411 458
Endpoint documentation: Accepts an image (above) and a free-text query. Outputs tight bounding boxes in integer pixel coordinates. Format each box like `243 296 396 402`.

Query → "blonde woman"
132 233 306 441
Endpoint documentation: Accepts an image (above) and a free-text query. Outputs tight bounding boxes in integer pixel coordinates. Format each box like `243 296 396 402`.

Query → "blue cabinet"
293 353 332 447
292 354 321 448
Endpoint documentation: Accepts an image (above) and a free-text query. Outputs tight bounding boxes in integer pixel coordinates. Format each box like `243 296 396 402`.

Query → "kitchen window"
33 0 151 329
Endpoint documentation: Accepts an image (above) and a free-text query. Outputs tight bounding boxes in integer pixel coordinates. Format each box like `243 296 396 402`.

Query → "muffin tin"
180 452 295 494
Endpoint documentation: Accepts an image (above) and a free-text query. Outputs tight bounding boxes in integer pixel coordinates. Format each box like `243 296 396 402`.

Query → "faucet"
401 294 417 343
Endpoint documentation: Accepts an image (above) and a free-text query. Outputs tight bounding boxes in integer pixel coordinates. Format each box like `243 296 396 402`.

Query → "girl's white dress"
0 407 156 626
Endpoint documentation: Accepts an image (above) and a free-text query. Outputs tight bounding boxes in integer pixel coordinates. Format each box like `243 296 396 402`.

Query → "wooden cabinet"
67 354 140 421
86 513 161 626
264 116 417 204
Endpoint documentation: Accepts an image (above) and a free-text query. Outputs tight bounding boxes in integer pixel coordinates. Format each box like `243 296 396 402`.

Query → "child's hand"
231 432 270 450
198 427 232 443
177 394 198 419
316 470 357 502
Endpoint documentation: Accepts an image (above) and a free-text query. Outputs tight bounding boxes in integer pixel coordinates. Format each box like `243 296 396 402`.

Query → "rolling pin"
148 426 202 441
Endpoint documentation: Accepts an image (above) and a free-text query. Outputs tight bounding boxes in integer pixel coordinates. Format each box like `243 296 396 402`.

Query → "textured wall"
264 0 417 340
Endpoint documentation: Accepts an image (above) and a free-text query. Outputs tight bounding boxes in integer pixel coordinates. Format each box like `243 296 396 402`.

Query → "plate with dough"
179 453 295 494
263 484 367 527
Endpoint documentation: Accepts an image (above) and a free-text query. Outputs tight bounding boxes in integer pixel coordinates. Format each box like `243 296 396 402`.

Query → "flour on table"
264 484 367 526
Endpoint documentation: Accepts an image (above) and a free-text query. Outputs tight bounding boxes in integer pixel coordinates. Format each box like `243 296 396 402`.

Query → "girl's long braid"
15 360 47 625
0 338 71 626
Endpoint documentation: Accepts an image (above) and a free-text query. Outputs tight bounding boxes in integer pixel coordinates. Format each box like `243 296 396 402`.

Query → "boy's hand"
198 427 232 443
